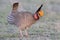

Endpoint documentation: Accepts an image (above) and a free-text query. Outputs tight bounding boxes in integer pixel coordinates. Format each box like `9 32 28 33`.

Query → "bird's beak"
38 10 44 17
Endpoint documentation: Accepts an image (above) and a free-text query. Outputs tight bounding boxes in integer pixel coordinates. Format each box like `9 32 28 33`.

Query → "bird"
7 2 44 37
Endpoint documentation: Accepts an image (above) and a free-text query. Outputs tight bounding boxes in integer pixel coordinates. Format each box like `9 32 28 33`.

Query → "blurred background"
0 0 60 40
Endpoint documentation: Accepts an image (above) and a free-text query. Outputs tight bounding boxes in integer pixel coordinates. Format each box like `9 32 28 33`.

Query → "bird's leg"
19 29 23 37
24 27 29 37
18 26 23 38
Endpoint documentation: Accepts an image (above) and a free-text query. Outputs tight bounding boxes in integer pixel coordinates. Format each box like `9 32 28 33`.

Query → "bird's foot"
24 34 30 38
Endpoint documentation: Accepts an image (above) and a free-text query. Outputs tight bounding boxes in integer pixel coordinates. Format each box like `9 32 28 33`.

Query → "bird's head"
38 10 44 17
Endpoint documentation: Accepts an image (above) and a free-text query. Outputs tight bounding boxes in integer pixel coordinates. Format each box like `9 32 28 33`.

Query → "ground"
0 0 60 40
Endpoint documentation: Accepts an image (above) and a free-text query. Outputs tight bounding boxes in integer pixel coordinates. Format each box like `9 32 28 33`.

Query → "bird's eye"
39 13 40 15
38 10 44 17
38 13 41 16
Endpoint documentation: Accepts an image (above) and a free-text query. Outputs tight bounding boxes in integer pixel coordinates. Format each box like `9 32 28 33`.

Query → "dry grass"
0 0 60 40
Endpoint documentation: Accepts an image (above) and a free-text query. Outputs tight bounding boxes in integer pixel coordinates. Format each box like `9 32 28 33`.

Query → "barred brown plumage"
7 2 44 37
7 12 16 24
